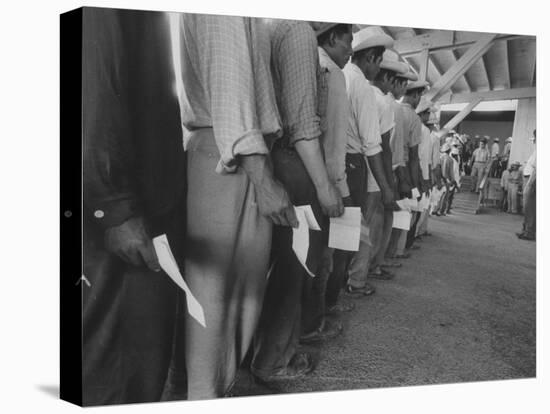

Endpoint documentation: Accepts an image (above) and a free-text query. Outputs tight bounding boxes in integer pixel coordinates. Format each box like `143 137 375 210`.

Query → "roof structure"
354 24 536 129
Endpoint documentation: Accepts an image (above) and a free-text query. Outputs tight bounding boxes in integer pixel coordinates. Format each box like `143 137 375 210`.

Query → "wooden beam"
419 49 429 82
424 33 497 102
504 39 511 89
448 87 536 104
396 33 526 57
452 49 472 92
481 54 492 90
443 98 483 131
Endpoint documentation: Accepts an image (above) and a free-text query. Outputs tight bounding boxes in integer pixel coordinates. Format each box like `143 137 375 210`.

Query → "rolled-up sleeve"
183 15 272 170
323 69 350 197
276 23 321 145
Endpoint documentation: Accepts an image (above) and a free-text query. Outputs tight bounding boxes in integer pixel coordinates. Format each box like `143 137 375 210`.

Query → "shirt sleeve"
276 23 322 145
82 8 139 229
408 113 423 148
377 95 395 135
354 81 382 156
322 69 350 198
187 15 271 170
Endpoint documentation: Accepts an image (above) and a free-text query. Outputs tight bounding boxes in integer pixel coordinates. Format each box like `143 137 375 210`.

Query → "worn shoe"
368 267 395 280
252 352 314 382
380 260 402 268
345 283 376 297
326 301 355 315
516 232 535 241
300 320 343 344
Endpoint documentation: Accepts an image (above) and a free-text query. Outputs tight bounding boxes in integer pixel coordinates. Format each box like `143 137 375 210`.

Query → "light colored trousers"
183 129 272 399
507 183 519 213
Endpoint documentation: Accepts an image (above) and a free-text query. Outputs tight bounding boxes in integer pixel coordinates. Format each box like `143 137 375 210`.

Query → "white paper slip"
296 205 321 231
396 199 409 211
153 234 206 327
292 207 315 277
393 210 411 230
411 187 420 199
328 207 361 251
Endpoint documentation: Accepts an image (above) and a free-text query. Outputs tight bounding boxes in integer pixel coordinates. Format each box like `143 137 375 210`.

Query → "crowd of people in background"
81 9 536 406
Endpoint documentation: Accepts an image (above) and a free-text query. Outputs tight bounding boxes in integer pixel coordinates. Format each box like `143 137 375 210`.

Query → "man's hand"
382 188 399 211
241 154 298 228
317 181 344 217
255 177 299 227
342 196 354 208
104 217 161 272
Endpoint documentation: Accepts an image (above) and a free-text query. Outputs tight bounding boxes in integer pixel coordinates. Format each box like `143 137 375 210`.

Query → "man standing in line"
401 80 430 251
82 8 187 405
174 14 298 399
341 26 397 296
300 22 355 340
366 51 409 280
414 98 436 238
252 19 344 383
384 70 417 260
517 129 536 241
491 137 501 158
436 143 455 216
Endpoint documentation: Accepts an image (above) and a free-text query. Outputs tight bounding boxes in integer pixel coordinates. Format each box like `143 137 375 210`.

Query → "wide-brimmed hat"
380 50 409 75
480 137 488 143
352 26 394 53
506 137 513 143
416 96 436 114
406 80 430 91
441 143 451 152
314 22 340 37
493 137 500 142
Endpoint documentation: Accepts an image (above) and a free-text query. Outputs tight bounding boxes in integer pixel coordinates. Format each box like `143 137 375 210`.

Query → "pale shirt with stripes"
174 14 282 173
430 130 441 168
342 62 382 195
318 47 350 198
400 102 423 165
418 124 433 180
389 94 406 170
367 84 395 192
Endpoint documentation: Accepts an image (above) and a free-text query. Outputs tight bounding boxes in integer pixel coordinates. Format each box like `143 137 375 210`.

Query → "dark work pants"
326 153 367 307
82 215 183 406
252 144 327 377
522 177 536 237
406 211 421 249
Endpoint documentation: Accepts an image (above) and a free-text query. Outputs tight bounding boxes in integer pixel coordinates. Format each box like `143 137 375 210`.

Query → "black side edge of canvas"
60 7 83 407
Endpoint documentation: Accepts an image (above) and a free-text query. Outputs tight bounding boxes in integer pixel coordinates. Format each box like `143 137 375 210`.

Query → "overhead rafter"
419 48 429 82
451 49 472 92
424 33 497 102
443 97 483 131
394 32 527 57
441 87 536 104
504 40 512 89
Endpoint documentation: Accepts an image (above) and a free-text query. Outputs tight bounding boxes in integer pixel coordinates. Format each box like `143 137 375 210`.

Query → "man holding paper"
341 26 397 296
82 9 187 405
174 15 298 399
252 19 344 384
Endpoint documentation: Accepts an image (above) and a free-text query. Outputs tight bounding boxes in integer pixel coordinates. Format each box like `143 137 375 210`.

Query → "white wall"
510 97 536 164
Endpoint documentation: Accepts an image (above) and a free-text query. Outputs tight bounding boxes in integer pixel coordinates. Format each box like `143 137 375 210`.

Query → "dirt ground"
229 209 536 397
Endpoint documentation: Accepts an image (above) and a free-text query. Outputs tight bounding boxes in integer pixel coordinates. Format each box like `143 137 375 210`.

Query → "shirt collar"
318 47 340 71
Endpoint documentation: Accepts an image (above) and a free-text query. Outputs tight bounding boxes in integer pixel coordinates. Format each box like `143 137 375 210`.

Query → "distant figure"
491 137 500 158
506 162 522 214
503 137 512 158
517 129 536 241
500 167 510 211
469 137 490 193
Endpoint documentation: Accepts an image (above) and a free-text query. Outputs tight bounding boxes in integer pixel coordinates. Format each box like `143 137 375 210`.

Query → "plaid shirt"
175 14 282 173
267 19 322 145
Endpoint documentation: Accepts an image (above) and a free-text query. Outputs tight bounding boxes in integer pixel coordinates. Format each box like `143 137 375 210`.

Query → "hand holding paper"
153 235 206 327
328 207 361 251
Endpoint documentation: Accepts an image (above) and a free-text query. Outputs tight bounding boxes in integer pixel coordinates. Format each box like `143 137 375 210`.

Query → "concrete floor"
230 209 536 397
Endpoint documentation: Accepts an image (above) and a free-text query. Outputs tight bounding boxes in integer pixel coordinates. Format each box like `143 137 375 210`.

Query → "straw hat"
380 50 409 75
314 22 339 37
352 26 394 52
506 137 513 143
441 143 451 152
